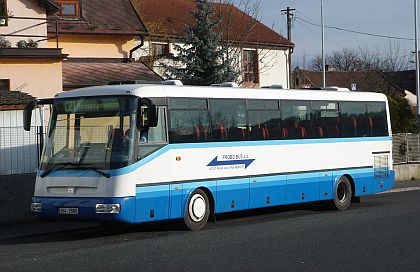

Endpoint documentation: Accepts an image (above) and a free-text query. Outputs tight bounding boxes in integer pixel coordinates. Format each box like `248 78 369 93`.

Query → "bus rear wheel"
332 176 352 211
184 189 210 231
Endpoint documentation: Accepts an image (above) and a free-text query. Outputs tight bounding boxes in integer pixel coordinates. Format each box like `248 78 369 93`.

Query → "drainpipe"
129 35 145 62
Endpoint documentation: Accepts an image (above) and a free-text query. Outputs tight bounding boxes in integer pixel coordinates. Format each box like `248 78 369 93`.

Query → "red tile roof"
0 90 34 106
48 0 147 35
62 59 162 89
133 0 293 47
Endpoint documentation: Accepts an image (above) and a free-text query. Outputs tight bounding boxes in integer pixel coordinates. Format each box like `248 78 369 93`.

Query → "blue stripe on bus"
39 136 391 178
32 168 394 224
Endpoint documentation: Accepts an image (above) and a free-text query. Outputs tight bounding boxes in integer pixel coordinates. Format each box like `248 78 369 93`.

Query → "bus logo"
207 156 255 169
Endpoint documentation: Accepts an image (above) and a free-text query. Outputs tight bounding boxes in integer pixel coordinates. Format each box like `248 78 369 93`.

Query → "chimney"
325 65 335 72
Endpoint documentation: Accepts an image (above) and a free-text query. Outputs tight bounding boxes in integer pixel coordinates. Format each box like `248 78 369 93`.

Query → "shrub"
0 36 11 47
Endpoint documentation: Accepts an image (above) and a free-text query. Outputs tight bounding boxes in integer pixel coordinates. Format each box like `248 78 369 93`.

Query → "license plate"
58 207 79 215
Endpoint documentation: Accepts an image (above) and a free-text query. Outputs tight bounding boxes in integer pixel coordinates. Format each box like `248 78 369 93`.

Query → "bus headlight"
95 204 120 214
31 202 42 213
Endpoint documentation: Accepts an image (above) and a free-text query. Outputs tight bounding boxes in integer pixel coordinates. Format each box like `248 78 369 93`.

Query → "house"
131 0 294 88
292 67 403 95
0 0 66 103
46 0 162 90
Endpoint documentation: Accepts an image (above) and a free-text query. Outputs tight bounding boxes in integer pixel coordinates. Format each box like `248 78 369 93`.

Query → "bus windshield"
41 96 138 171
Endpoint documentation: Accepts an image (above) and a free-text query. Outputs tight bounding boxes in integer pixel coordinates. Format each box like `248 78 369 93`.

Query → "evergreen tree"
164 0 238 85
387 95 416 133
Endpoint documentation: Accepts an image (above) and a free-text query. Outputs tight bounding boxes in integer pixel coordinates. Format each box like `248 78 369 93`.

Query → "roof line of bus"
54 84 388 102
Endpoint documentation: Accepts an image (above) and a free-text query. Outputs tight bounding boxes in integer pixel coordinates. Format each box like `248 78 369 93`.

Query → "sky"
254 0 418 68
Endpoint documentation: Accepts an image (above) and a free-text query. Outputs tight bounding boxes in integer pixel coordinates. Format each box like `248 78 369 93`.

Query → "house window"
0 0 7 26
57 0 80 18
0 79 10 91
243 49 259 83
151 43 170 56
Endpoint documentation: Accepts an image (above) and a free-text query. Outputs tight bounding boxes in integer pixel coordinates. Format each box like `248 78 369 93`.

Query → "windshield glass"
41 96 138 170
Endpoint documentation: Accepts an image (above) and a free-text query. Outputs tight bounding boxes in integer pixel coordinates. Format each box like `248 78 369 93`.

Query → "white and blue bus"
24 83 394 230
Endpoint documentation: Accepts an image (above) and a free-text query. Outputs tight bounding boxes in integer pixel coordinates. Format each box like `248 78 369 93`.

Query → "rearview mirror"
23 98 54 131
136 98 158 129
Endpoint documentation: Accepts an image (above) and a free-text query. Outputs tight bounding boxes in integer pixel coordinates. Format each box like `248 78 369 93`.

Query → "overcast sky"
255 0 417 68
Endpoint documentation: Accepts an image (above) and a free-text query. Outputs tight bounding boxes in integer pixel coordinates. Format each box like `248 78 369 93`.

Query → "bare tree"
310 55 323 71
328 48 360 71
381 41 411 72
309 42 412 72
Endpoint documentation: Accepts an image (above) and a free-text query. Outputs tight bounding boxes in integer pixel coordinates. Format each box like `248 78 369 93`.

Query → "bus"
24 83 394 230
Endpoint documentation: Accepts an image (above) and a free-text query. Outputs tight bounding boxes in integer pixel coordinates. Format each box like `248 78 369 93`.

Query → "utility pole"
415 0 420 120
281 7 295 88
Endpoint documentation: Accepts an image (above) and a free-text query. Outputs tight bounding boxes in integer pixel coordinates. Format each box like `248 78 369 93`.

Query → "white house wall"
258 48 289 88
2 0 48 47
134 39 290 88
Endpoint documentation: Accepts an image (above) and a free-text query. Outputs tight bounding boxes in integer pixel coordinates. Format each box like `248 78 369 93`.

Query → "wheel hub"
189 194 206 222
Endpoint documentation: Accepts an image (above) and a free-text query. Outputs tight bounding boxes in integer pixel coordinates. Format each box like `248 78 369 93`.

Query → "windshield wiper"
79 166 111 178
40 162 82 178
40 162 111 178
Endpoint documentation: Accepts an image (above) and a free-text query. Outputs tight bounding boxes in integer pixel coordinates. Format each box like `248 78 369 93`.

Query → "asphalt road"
1 189 420 272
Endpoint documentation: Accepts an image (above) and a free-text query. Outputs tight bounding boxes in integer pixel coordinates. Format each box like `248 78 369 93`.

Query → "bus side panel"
351 168 374 196
319 171 333 200
373 169 391 193
216 178 249 213
249 175 286 209
169 183 183 219
135 185 170 222
286 172 319 204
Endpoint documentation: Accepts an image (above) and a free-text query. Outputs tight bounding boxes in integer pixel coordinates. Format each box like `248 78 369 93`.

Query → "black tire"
332 176 352 211
184 189 210 231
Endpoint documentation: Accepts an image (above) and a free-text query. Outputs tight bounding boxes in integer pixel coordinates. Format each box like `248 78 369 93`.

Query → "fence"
392 133 420 164
0 126 44 175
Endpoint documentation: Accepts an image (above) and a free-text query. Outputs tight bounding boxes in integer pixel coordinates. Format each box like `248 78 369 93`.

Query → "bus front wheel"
332 176 352 211
184 189 210 231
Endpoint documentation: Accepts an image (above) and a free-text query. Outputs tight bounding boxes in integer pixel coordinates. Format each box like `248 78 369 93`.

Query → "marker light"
95 204 120 214
31 202 42 213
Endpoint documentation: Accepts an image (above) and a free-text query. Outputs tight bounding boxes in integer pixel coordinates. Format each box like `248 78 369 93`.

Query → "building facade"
131 0 294 88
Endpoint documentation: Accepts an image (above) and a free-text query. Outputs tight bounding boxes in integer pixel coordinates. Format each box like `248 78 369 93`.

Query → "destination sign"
63 98 120 113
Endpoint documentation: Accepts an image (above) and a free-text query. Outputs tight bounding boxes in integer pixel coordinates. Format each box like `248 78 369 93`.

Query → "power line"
296 16 415 41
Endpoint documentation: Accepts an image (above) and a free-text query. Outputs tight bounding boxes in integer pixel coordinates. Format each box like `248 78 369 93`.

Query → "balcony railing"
0 16 59 48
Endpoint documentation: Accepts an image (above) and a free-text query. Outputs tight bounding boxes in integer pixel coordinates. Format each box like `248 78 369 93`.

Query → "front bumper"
31 196 136 223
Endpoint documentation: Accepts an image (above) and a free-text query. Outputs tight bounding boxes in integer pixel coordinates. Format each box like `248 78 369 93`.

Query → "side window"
312 101 340 138
146 107 167 143
168 110 210 143
168 98 210 143
367 102 388 136
209 99 247 141
57 0 80 18
281 100 312 139
340 102 367 137
248 99 282 140
137 107 167 159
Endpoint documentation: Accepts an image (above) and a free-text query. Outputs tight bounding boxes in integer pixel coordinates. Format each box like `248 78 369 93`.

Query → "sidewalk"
0 179 419 240
391 179 420 190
